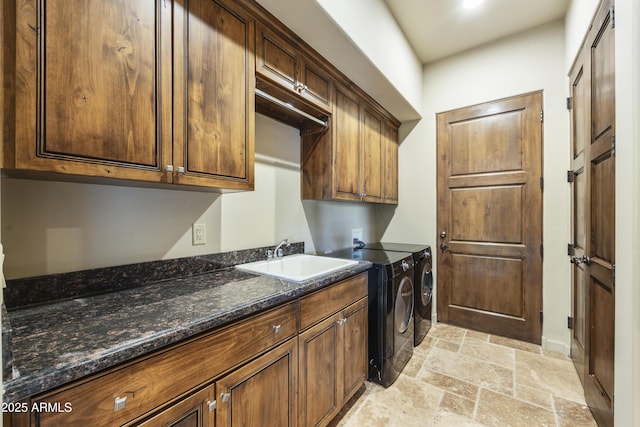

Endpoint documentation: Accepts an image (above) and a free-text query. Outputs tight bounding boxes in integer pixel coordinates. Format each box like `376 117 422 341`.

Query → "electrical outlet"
351 228 363 245
192 223 206 246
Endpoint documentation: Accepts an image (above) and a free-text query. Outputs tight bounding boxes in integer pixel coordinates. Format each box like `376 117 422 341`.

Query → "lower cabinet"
10 274 367 427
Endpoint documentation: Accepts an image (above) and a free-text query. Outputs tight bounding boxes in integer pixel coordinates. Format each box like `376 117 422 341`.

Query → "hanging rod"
255 88 328 129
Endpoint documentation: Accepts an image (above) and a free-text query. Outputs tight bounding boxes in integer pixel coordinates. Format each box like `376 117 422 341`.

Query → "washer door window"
394 276 414 333
421 263 433 306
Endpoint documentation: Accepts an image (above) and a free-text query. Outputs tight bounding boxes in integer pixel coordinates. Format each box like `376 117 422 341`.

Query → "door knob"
440 243 449 251
440 231 447 239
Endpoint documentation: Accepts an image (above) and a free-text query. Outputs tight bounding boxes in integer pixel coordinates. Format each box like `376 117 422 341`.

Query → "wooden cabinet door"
216 338 297 427
338 298 367 405
299 311 341 427
256 23 299 96
298 58 332 113
14 0 172 182
135 386 215 427
361 106 383 202
173 0 255 189
381 121 399 203
333 85 361 201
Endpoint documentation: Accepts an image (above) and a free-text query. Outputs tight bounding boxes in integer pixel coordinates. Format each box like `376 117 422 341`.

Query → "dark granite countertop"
2 252 370 403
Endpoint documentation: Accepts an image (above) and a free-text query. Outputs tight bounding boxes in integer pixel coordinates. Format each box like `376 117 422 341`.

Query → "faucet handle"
266 250 274 259
276 248 283 257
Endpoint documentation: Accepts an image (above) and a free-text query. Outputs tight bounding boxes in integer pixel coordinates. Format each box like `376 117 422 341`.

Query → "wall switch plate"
192 223 206 246
351 228 363 245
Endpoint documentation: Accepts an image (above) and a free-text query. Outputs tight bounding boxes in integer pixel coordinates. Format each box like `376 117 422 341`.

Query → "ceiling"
384 0 570 63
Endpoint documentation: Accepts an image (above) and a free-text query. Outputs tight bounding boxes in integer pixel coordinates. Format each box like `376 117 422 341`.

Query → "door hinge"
568 316 574 329
540 110 544 122
610 4 615 29
540 244 544 257
566 97 572 110
612 135 616 156
612 264 616 286
540 177 544 190
540 311 544 324
567 170 575 183
568 243 575 256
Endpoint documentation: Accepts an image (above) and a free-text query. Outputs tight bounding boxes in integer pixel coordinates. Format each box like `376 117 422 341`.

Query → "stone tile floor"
329 323 597 427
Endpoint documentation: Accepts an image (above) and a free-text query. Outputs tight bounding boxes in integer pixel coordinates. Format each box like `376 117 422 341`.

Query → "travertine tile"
476 388 556 427
339 397 427 427
426 347 513 394
465 330 490 342
542 348 570 360
432 408 487 426
460 337 515 368
489 335 542 354
402 346 428 378
554 396 598 427
440 392 476 418
428 323 467 344
366 374 444 420
415 335 436 355
418 369 479 401
515 383 553 409
515 349 586 404
435 339 460 352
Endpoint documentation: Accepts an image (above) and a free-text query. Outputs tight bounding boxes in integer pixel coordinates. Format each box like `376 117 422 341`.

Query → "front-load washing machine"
325 248 414 387
365 243 433 346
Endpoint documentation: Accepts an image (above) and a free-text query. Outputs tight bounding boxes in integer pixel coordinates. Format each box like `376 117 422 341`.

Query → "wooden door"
256 23 299 96
333 85 361 201
381 121 399 204
436 92 543 344
298 312 340 427
14 0 172 182
338 299 367 405
216 338 297 427
568 44 590 385
583 2 615 425
361 105 383 202
135 386 215 427
298 58 333 112
173 0 254 189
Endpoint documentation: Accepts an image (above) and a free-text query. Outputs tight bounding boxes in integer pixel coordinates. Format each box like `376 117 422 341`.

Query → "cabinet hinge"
610 5 615 29
540 311 544 324
566 97 572 110
568 243 575 256
540 110 544 122
612 135 616 156
540 177 544 190
568 316 574 329
567 170 576 183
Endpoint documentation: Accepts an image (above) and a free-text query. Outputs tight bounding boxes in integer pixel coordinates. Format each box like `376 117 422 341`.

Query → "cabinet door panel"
333 86 361 200
340 299 368 403
361 107 383 201
382 121 399 203
299 60 332 112
299 314 340 427
216 338 297 427
135 386 215 427
43 0 157 166
256 24 298 93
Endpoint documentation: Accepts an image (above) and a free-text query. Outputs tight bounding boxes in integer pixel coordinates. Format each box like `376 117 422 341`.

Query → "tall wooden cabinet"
9 0 254 190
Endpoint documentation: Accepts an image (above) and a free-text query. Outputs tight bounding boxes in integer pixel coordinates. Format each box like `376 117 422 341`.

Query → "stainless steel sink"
235 254 358 282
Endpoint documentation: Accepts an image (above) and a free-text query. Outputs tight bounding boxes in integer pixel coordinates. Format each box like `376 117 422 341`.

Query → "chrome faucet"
274 238 290 258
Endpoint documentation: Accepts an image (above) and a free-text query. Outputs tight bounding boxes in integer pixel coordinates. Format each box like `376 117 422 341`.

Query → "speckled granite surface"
2 244 370 403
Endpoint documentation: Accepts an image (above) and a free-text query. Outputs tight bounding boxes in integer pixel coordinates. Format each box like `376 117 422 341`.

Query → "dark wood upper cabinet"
256 23 332 113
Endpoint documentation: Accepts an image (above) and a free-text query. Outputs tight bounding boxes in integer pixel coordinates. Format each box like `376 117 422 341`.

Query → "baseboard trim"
541 336 570 356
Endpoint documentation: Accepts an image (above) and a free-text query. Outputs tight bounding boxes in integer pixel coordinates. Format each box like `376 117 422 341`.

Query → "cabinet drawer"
299 273 367 331
33 302 297 427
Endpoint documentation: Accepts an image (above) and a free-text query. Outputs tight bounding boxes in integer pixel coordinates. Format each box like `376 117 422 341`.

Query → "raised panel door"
338 299 367 405
14 0 172 182
256 23 298 95
299 58 332 113
382 121 399 203
135 386 215 427
333 85 361 201
361 106 383 202
173 0 255 189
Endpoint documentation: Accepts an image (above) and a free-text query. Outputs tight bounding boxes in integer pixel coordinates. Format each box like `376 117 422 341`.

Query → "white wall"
1 115 379 279
564 0 600 70
381 20 571 353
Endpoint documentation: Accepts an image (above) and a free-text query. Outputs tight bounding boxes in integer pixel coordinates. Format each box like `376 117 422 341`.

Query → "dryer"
325 248 414 387
365 243 433 346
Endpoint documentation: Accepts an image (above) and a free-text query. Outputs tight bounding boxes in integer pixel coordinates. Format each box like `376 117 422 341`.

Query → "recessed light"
462 0 485 9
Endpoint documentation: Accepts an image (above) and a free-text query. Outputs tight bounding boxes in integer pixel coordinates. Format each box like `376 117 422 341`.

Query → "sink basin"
236 254 358 282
